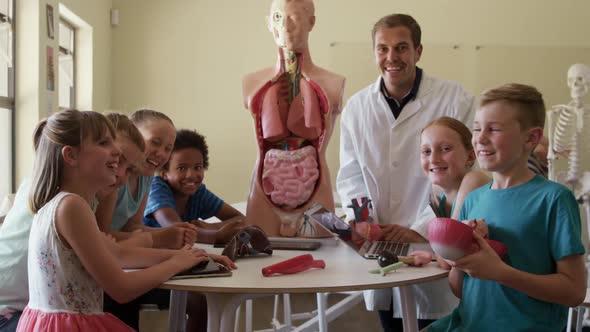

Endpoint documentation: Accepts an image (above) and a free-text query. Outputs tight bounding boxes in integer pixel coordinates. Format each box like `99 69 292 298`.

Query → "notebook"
172 257 232 279
309 205 433 259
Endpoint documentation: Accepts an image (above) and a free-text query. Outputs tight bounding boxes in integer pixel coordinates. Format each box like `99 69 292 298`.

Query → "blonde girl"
17 110 209 331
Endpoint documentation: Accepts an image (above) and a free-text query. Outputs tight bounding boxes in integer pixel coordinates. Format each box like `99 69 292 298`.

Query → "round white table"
161 240 448 332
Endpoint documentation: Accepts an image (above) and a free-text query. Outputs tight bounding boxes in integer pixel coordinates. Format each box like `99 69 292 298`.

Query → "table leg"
568 307 575 332
168 290 188 332
576 307 585 332
398 286 418 332
204 292 225 332
316 293 328 332
245 299 253 332
283 294 293 329
205 292 270 332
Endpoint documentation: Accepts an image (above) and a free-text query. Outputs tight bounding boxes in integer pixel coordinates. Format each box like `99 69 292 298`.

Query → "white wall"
14 0 112 187
15 0 44 186
108 0 590 202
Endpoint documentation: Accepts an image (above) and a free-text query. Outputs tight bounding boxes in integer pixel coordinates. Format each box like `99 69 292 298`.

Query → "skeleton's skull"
567 63 590 99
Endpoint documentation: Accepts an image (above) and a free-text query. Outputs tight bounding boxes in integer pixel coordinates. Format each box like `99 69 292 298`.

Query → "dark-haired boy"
143 129 244 244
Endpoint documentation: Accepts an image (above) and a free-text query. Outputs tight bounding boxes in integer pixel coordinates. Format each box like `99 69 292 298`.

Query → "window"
0 0 14 198
58 19 75 110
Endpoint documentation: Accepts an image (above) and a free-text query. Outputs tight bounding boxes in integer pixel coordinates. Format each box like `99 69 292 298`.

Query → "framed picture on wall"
47 46 54 91
46 4 54 39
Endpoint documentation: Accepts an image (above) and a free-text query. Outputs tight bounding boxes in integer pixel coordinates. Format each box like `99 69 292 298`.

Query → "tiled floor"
139 293 383 331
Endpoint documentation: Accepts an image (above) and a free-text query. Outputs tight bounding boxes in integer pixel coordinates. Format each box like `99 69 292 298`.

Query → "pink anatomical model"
242 0 345 236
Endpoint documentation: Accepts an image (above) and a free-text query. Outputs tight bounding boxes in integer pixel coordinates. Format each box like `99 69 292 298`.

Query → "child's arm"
153 206 186 227
215 203 245 222
190 203 246 244
95 190 118 233
451 171 490 220
155 201 244 245
124 196 198 249
94 191 153 247
122 195 149 232
448 267 465 299
117 231 154 248
56 195 206 304
454 232 587 307
100 233 200 268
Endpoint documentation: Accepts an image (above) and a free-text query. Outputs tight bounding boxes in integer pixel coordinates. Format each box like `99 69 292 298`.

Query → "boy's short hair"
480 83 546 129
164 129 209 170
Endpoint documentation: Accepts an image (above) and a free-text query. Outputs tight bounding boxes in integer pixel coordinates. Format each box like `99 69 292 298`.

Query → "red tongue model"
262 254 326 277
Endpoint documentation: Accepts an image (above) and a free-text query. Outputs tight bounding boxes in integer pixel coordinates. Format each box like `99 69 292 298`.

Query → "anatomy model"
242 0 345 237
348 197 381 241
547 64 590 210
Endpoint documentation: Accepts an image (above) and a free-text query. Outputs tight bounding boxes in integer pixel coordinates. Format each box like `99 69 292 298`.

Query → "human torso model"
242 0 344 236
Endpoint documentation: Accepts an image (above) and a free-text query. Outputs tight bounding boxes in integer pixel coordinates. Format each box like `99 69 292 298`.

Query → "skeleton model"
547 65 590 303
547 64 590 201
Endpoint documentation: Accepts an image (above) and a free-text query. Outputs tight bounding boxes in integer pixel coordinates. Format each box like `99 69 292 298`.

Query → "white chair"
0 193 15 217
0 193 15 226
236 291 363 332
567 288 590 332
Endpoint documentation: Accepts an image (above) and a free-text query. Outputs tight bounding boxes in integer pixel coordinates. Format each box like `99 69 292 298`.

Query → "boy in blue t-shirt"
428 84 586 332
143 129 245 244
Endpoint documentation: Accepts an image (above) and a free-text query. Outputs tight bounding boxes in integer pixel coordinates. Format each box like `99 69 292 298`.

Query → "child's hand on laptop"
169 245 209 271
207 253 237 270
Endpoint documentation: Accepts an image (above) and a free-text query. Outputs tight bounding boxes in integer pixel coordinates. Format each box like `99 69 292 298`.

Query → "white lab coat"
336 73 475 319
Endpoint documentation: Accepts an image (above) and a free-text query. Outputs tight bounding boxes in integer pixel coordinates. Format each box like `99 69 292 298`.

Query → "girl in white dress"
17 110 232 331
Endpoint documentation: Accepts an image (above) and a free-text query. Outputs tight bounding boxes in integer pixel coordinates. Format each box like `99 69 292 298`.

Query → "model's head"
268 0 315 52
567 63 590 100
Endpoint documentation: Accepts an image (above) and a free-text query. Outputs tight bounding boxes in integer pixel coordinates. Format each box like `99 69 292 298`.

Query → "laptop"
172 257 232 279
308 204 433 259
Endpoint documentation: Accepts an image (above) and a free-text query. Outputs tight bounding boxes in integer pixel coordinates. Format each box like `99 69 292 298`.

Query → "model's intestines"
262 145 319 208
253 51 327 211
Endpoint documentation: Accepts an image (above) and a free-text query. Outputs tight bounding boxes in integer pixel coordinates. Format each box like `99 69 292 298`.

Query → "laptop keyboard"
366 241 410 258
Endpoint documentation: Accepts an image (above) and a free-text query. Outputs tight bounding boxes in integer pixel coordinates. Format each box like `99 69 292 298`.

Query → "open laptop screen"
309 204 432 259
309 206 372 254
